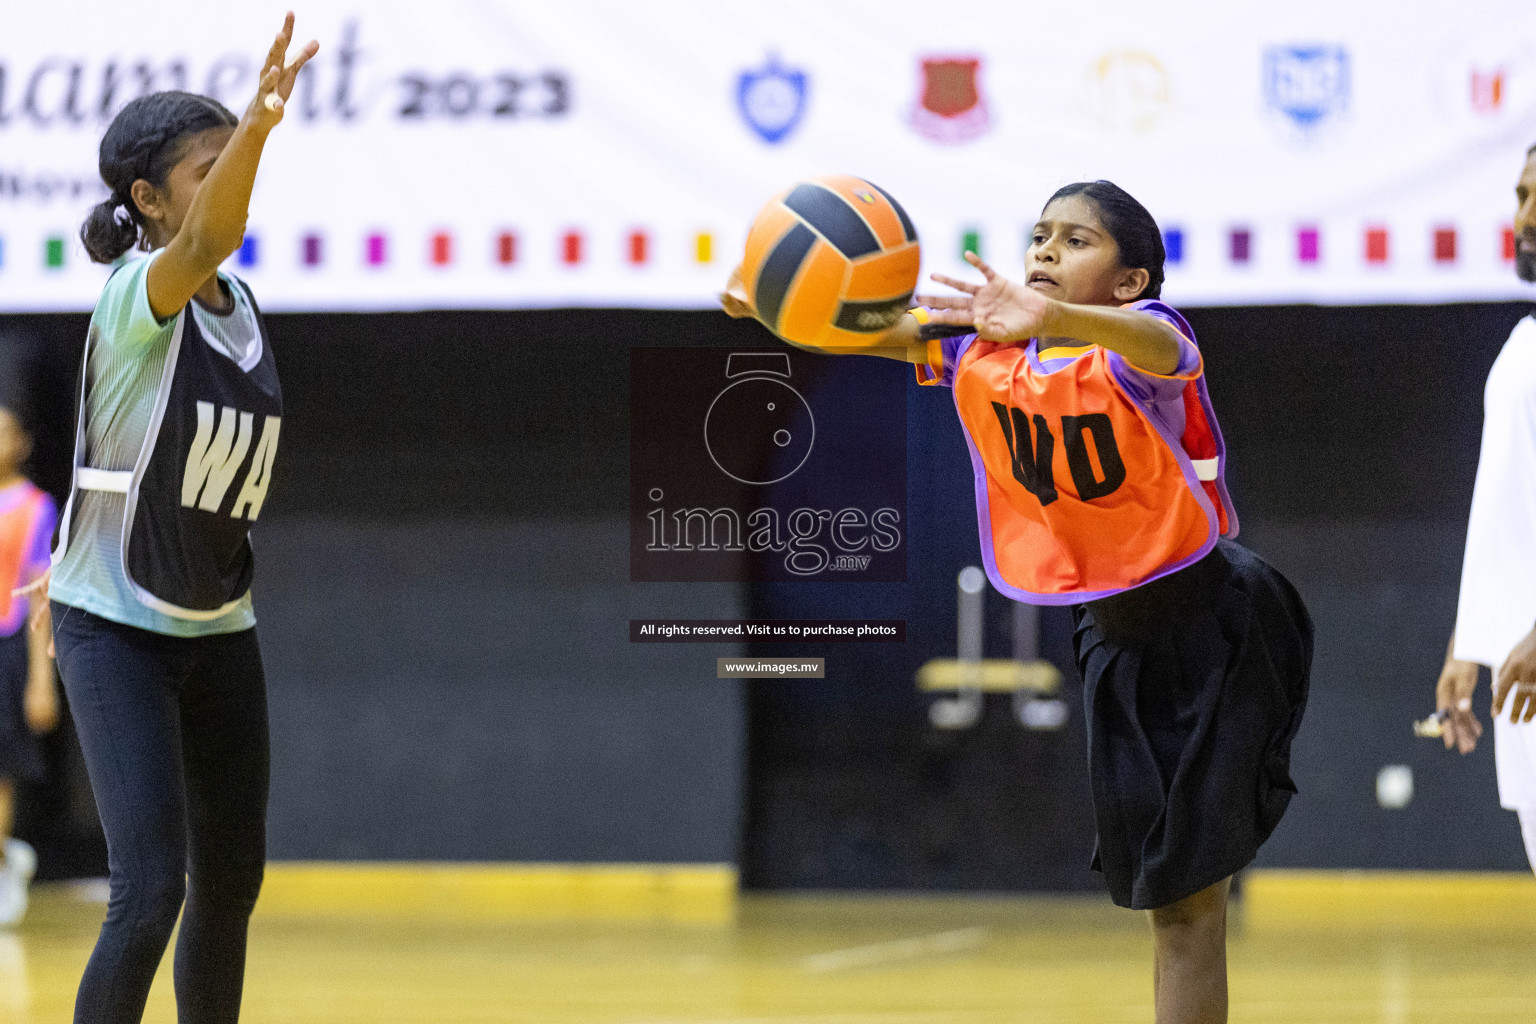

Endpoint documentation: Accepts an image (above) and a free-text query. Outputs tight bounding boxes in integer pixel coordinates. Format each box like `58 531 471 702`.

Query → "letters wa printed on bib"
57 279 282 620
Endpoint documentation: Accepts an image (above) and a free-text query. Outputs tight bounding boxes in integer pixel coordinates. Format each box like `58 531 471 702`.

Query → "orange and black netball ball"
742 175 920 352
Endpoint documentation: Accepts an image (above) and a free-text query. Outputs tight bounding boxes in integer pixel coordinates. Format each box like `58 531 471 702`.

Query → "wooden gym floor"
3 866 1534 1023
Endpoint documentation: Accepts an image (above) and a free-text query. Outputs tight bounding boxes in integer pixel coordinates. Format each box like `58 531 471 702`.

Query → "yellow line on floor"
1245 870 1536 929
256 861 737 923
253 865 1536 930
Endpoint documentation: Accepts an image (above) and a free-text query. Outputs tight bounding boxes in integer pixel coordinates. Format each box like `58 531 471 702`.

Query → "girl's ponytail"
80 198 142 264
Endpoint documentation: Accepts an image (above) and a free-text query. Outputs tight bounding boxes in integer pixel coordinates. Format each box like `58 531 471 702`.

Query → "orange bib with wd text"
952 340 1218 604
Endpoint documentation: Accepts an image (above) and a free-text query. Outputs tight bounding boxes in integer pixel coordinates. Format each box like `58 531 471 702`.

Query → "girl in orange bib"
725 180 1311 1024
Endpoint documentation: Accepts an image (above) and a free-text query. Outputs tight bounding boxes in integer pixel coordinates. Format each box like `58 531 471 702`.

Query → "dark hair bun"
80 199 141 264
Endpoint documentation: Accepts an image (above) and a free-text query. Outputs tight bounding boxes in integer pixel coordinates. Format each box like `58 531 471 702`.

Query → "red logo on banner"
911 57 991 143
1471 68 1505 113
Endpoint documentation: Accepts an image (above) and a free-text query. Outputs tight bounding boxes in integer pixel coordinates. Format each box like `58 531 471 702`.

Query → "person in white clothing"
1436 141 1536 869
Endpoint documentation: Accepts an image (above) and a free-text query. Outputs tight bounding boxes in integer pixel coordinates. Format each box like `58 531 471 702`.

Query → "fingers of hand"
265 39 285 76
1498 673 1536 721
281 41 320 91
265 23 291 77
1458 712 1483 753
963 251 997 279
1511 683 1536 723
929 273 980 296
1493 671 1513 717
263 15 314 99
276 12 295 57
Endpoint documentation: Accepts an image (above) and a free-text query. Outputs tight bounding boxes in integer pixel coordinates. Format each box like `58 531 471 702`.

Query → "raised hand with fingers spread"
251 12 319 123
928 251 1053 342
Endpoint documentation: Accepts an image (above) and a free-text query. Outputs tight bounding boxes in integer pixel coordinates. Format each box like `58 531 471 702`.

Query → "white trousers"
1492 714 1536 871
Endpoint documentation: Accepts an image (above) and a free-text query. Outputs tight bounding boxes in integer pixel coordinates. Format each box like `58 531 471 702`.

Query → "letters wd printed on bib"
2 0 1535 310
918 301 1236 604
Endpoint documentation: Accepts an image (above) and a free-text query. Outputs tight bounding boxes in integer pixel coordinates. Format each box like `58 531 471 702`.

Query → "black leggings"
51 602 269 1024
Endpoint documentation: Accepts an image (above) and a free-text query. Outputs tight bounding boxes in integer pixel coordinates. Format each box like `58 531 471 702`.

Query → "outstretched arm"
146 13 318 320
928 252 1184 375
720 264 929 363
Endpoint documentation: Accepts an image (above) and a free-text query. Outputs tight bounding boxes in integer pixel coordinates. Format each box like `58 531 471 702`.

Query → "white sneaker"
0 841 36 928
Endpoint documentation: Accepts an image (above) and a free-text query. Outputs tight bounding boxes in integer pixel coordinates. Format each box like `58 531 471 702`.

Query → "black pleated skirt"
0 628 43 783
1072 539 1312 910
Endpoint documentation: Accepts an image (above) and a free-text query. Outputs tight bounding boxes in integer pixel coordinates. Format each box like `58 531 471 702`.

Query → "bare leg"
0 778 12 864
1146 877 1230 1024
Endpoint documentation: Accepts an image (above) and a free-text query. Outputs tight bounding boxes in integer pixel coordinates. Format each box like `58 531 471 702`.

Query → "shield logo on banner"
911 57 991 143
1263 45 1350 136
737 55 809 144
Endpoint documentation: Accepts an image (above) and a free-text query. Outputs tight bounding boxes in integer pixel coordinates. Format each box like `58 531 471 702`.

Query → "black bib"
61 277 282 620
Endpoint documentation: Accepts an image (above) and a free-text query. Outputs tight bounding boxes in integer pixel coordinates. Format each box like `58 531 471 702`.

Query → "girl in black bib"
32 16 317 1024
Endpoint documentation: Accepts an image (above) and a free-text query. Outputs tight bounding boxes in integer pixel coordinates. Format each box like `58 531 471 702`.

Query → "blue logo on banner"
1263 45 1350 132
737 55 808 144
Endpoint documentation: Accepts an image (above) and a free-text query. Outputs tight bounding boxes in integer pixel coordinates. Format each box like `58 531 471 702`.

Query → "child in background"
0 404 59 927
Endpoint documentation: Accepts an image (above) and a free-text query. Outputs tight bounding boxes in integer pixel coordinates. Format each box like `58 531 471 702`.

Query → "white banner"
3 0 1535 312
